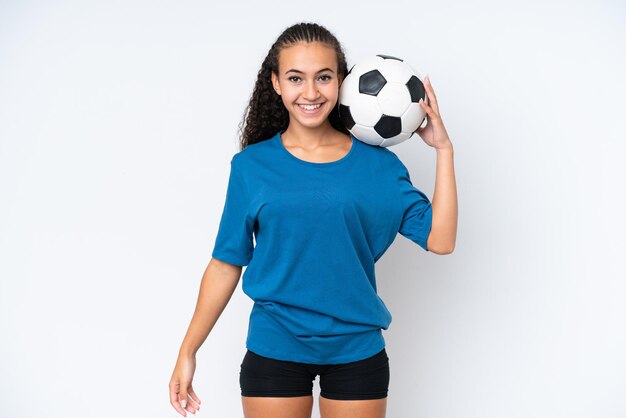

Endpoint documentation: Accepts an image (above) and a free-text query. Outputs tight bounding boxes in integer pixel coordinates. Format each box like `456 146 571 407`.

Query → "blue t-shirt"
211 130 432 364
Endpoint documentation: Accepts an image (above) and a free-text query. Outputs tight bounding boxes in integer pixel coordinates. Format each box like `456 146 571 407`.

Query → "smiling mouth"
297 103 325 112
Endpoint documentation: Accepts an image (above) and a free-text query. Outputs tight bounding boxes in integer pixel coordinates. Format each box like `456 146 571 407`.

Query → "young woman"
169 22 457 418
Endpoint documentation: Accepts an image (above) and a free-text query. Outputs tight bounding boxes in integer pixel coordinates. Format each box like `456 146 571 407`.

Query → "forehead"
278 42 337 74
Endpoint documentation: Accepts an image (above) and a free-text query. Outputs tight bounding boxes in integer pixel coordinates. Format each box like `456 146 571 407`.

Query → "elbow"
430 245 455 255
426 234 455 255
439 245 455 255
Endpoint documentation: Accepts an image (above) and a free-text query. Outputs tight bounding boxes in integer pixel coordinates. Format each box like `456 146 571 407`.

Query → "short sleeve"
211 155 255 266
396 158 433 251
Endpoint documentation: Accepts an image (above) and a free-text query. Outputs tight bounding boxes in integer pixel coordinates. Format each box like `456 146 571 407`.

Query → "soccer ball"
338 54 428 147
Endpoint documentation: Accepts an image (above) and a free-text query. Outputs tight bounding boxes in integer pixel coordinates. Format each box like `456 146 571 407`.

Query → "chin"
298 118 328 128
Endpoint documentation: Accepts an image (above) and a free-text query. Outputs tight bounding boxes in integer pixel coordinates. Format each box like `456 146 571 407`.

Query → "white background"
1 1 624 417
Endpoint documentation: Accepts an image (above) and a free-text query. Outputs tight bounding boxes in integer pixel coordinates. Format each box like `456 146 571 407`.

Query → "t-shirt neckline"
274 130 357 167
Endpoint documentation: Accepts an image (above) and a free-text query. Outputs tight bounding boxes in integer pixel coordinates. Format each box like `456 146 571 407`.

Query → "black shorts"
239 348 390 400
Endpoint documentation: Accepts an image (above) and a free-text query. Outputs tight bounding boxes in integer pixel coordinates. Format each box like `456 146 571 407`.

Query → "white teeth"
299 104 322 110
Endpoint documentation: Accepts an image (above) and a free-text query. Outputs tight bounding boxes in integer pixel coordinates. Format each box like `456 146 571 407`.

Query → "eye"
288 75 332 83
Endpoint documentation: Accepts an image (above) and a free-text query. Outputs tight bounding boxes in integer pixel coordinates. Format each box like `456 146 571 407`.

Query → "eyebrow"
285 68 335 75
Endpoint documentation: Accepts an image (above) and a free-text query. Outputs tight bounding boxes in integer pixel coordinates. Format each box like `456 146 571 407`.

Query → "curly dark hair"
236 22 350 151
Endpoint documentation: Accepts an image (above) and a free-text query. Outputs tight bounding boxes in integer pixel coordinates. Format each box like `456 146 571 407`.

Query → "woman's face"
271 42 343 130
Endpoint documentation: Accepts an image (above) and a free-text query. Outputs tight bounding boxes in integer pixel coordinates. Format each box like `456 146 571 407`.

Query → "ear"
271 72 281 96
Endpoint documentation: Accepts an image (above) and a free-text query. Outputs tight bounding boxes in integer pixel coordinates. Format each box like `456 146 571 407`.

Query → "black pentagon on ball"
359 70 387 96
374 115 402 138
338 104 356 130
376 54 403 62
406 76 426 103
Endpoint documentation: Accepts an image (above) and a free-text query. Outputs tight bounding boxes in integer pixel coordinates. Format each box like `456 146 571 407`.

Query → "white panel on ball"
348 94 383 127
349 125 385 147
337 72 361 107
377 59 414 84
377 83 412 116
401 102 426 132
380 131 414 148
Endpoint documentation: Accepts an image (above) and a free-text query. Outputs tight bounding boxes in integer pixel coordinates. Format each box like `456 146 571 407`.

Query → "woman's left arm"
416 75 458 254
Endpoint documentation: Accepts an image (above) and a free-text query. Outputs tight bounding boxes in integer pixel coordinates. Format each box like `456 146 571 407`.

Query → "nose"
303 80 320 101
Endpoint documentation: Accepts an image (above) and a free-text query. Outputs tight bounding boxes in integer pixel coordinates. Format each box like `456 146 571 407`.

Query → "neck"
281 122 337 148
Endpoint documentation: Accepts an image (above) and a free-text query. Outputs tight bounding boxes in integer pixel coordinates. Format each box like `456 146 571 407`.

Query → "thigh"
319 396 387 418
240 350 315 418
239 349 316 397
242 396 314 418
318 348 390 401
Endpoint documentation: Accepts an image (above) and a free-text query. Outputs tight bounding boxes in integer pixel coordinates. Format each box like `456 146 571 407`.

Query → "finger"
179 386 190 411
169 381 188 417
180 384 201 414
423 74 439 114
419 98 435 119
184 399 199 415
187 386 202 409
181 387 200 414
